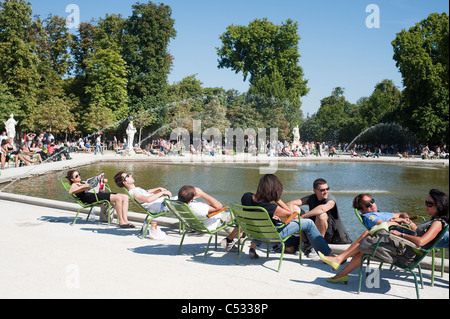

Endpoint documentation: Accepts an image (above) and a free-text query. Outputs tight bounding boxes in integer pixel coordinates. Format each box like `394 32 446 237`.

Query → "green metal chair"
123 187 175 238
230 204 302 272
354 209 446 286
164 198 234 260
357 224 449 299
61 177 114 226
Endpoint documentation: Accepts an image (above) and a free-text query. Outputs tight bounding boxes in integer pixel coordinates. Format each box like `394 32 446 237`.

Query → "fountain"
345 123 418 151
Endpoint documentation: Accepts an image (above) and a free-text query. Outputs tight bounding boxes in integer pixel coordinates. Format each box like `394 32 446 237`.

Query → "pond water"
2 160 448 243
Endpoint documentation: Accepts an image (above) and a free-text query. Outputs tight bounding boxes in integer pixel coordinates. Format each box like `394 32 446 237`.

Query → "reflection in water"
2 161 448 243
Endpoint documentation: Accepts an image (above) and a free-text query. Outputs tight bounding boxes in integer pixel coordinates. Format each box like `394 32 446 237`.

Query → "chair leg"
358 255 369 294
411 270 421 299
431 249 436 286
278 243 285 272
237 238 248 265
179 230 186 254
73 208 82 225
204 235 213 260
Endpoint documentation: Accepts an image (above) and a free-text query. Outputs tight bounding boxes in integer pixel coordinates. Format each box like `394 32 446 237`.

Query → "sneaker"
301 242 313 257
220 238 238 252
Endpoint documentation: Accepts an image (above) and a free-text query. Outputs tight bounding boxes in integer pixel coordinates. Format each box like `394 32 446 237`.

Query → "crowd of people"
64 168 449 290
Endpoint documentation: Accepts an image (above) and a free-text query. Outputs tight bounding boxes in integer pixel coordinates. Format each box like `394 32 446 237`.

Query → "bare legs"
110 193 131 226
322 230 370 279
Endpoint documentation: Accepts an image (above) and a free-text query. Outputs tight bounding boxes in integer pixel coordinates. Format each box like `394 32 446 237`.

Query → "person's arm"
390 220 442 247
68 182 91 194
194 187 222 213
301 200 335 219
133 189 172 203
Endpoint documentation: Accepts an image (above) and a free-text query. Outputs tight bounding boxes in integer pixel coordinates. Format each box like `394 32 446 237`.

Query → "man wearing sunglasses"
353 193 413 229
114 172 173 215
289 178 352 246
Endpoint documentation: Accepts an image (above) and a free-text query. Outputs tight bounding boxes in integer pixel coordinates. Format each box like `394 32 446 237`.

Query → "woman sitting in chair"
241 174 331 259
66 170 135 228
319 189 449 284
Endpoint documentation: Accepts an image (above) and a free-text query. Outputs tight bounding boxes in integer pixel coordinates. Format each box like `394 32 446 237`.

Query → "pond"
2 160 448 243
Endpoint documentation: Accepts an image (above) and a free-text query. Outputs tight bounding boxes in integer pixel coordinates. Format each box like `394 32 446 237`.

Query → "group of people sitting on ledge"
65 169 448 286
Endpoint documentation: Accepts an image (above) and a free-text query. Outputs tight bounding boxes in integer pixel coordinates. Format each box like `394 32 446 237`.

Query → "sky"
30 0 449 116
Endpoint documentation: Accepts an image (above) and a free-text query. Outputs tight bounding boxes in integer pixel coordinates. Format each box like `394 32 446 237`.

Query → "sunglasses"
73 174 80 179
365 198 375 208
317 187 330 193
425 200 435 208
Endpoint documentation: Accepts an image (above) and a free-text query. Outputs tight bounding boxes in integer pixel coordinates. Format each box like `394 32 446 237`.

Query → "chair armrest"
207 206 228 218
388 234 421 250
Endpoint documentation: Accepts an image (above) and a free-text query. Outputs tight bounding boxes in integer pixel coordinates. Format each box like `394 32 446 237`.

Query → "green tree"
84 48 129 129
0 0 40 128
315 87 358 142
358 79 402 127
392 12 449 144
123 1 176 113
217 18 309 108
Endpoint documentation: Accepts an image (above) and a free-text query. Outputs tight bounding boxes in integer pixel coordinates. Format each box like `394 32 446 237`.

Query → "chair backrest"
408 224 449 269
354 209 368 230
164 198 211 233
231 204 282 243
60 177 79 200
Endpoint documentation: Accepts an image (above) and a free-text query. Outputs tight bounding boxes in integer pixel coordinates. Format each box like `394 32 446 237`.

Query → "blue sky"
30 0 449 116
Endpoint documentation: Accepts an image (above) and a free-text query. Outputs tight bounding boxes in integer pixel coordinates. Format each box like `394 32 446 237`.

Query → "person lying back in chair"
177 185 240 252
114 171 173 215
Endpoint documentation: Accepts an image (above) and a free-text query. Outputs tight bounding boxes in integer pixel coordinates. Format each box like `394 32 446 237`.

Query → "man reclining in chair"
177 185 241 252
114 171 173 215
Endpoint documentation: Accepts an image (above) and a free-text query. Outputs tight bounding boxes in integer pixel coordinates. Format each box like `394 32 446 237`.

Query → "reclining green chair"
122 187 175 238
164 198 233 260
354 209 446 286
61 177 115 226
357 224 448 299
230 204 302 272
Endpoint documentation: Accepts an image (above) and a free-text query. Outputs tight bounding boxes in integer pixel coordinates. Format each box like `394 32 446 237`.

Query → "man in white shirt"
177 185 240 251
114 171 173 215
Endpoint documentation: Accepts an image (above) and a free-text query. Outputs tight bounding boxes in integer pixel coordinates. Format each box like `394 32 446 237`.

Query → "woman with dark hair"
65 170 134 228
319 189 449 284
241 174 331 259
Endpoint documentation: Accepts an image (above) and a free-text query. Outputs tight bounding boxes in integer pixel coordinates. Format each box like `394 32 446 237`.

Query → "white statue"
292 125 300 147
126 121 137 155
4 114 18 140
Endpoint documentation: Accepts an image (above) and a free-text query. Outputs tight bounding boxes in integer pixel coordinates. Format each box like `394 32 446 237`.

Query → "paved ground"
0 195 448 300
0 151 448 301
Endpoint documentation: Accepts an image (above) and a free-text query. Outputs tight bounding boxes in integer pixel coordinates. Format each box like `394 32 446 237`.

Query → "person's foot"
119 223 135 228
249 248 259 259
220 238 238 252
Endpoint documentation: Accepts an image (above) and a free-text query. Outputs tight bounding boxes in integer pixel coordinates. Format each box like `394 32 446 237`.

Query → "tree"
0 0 40 128
217 18 309 107
358 79 402 127
123 2 176 113
84 48 129 128
315 87 358 142
392 12 449 144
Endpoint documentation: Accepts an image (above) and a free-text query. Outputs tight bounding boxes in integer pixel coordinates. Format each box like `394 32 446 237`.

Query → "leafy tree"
392 12 449 144
84 48 129 128
217 18 309 108
28 95 77 134
123 2 176 113
358 79 402 127
0 0 40 128
315 87 358 142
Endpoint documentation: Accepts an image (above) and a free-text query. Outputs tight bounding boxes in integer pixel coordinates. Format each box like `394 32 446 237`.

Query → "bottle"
150 221 157 238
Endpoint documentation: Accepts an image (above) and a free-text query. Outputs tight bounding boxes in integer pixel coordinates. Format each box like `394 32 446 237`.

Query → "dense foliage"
0 1 448 146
